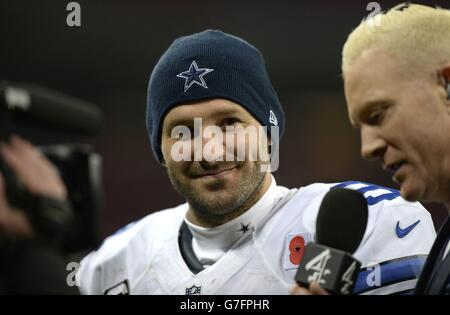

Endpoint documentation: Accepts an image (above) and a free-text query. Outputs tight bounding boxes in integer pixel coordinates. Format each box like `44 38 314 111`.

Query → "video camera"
0 80 103 253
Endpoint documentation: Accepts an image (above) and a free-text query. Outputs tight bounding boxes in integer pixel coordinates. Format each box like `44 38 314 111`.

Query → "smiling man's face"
344 48 450 203
161 98 271 226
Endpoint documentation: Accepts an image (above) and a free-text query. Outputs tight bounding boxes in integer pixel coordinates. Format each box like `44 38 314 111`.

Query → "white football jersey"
77 179 436 295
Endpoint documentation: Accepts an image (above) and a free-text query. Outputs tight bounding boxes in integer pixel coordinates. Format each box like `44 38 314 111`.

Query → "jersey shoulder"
291 180 435 294
323 180 432 218
92 204 185 261
77 203 187 294
286 180 434 241
296 179 428 212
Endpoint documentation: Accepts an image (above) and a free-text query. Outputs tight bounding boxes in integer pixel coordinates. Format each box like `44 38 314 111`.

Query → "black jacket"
415 216 450 295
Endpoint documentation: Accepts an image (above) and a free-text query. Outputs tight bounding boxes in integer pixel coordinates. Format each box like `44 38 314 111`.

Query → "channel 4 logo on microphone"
297 244 362 295
297 245 382 294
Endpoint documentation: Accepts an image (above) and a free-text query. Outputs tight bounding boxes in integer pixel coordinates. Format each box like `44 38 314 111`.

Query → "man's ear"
441 64 450 100
442 63 450 79
160 138 168 167
438 64 450 116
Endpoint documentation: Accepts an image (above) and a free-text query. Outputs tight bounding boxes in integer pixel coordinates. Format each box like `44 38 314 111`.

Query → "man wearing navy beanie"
146 29 285 164
78 30 436 295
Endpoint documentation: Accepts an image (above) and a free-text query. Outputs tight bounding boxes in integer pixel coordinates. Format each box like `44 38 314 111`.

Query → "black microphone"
295 188 368 294
0 81 102 136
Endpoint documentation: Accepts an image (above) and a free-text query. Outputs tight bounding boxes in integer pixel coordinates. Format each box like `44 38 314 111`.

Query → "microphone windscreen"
0 82 102 136
316 188 368 254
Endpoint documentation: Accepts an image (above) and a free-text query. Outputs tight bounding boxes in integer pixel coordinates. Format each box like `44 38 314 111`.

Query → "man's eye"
367 106 389 125
368 111 382 124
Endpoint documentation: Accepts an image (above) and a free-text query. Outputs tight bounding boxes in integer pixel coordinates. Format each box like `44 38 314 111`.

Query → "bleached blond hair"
342 3 450 77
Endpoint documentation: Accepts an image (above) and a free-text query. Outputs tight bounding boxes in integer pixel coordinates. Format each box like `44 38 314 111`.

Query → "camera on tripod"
0 80 103 253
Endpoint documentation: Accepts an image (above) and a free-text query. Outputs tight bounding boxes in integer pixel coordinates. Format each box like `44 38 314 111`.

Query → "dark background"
0 0 447 237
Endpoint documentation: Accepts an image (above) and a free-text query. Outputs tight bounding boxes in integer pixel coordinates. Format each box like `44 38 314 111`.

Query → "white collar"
184 175 288 267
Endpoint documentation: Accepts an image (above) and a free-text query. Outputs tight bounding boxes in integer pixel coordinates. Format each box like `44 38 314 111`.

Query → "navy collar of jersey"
178 222 204 274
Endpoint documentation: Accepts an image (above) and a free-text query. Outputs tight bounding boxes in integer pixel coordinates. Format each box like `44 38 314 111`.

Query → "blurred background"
0 0 447 238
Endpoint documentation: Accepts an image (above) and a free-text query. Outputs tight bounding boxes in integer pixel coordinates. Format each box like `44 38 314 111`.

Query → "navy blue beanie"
146 29 285 163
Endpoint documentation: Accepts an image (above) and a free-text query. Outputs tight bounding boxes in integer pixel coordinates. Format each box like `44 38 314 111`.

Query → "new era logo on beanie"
146 29 285 164
269 110 278 126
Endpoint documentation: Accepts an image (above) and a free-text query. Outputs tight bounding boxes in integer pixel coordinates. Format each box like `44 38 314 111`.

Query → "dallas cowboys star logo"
238 223 250 234
176 60 214 92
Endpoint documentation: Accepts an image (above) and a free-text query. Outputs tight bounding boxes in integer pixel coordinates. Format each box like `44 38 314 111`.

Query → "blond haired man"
342 3 450 295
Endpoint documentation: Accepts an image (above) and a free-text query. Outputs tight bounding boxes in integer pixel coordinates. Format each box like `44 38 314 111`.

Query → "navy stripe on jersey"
353 255 427 294
332 181 401 205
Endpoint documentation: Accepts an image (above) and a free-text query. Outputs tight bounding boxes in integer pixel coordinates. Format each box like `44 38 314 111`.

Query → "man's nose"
360 126 386 161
